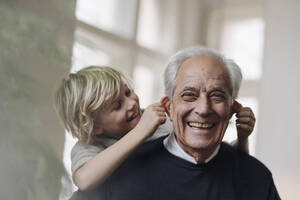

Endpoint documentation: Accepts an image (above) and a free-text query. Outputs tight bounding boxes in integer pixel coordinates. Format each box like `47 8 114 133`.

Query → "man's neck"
163 133 220 164
179 143 219 163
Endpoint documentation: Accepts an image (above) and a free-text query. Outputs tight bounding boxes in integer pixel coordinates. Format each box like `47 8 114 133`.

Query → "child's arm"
232 102 256 153
74 103 166 191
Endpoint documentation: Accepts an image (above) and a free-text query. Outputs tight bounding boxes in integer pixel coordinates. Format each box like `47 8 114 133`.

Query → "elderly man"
83 46 280 200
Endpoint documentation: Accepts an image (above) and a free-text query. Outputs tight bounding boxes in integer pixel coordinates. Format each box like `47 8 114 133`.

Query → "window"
76 0 137 39
133 66 154 107
137 0 180 53
220 18 264 80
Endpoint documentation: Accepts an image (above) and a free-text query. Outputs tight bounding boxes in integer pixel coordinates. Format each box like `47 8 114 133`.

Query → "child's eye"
114 101 122 110
125 89 131 97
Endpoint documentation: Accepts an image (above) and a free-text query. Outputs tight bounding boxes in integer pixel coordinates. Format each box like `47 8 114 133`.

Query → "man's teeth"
188 122 214 129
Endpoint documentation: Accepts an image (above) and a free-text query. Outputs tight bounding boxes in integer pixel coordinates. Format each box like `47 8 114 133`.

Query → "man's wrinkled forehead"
174 56 231 92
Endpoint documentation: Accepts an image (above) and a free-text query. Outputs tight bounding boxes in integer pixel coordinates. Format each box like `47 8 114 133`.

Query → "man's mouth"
187 122 214 129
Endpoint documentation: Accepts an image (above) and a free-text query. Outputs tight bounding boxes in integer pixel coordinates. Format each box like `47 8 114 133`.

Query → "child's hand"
233 101 256 141
136 103 166 138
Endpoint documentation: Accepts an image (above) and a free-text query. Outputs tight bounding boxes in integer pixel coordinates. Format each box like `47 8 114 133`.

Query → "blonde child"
53 66 255 191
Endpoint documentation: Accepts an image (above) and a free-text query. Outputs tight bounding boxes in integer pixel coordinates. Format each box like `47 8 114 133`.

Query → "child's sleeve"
71 142 105 175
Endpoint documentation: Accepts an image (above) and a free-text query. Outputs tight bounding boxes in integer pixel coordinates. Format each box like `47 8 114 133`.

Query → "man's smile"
187 121 215 129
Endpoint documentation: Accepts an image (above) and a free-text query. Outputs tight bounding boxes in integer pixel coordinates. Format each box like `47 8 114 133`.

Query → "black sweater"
75 136 280 200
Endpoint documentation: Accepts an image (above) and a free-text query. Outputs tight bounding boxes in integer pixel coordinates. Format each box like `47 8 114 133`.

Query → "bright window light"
137 0 177 53
62 131 78 192
75 0 137 39
133 66 154 108
221 18 265 80
137 0 160 50
71 41 110 72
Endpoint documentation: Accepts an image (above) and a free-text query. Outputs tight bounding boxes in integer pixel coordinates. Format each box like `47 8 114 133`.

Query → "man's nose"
194 95 212 116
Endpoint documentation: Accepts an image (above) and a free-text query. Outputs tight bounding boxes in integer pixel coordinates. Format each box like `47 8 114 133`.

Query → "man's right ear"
160 96 171 117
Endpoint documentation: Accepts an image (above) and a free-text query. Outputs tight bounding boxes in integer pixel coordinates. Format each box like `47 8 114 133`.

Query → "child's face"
94 83 142 139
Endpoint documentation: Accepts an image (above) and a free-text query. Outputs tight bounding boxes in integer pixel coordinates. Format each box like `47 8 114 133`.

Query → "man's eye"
181 93 197 101
210 94 225 101
182 92 195 96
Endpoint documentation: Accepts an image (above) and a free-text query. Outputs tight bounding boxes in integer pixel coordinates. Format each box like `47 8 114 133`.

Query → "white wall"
256 0 300 199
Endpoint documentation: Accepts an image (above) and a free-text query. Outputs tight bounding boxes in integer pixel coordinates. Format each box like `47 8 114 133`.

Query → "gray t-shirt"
71 118 173 175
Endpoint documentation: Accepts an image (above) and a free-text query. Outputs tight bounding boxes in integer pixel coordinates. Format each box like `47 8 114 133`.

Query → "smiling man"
159 46 280 199
81 46 280 200
162 55 234 163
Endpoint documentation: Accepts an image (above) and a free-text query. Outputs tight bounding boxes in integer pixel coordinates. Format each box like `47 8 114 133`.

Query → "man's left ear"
230 100 242 118
160 96 171 117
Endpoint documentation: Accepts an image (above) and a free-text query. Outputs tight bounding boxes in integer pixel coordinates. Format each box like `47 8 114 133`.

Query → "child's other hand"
137 103 166 137
233 101 256 141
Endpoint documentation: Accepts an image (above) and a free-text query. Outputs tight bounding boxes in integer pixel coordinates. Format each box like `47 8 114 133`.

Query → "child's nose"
127 98 137 111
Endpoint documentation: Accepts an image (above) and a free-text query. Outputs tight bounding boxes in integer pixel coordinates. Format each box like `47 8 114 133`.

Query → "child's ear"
93 127 104 136
160 96 171 117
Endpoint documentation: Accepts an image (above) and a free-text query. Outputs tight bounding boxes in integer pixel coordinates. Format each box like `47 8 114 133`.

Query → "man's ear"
230 100 242 118
160 96 171 117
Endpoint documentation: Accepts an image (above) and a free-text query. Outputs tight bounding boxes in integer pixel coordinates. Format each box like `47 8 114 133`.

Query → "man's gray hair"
164 46 243 102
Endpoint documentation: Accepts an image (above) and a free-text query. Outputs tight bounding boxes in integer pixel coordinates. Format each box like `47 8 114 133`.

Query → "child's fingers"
155 111 166 124
149 102 162 107
236 107 255 119
160 115 167 124
150 105 166 121
236 123 253 133
151 104 167 113
149 102 165 109
236 117 255 127
155 106 166 112
157 111 166 117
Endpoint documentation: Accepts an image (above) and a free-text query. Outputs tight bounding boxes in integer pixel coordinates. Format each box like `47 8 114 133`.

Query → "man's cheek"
176 113 183 133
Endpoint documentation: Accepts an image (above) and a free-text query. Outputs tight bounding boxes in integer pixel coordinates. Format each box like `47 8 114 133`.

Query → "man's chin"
184 139 219 152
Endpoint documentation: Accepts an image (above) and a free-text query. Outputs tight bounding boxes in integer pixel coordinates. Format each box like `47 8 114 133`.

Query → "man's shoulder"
220 142 272 178
220 143 280 199
130 136 167 159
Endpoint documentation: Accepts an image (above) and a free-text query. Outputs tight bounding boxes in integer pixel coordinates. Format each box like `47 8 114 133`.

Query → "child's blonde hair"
53 66 130 144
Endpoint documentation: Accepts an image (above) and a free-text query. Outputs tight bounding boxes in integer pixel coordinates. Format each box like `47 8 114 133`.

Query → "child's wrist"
132 124 151 139
237 137 248 148
237 133 248 143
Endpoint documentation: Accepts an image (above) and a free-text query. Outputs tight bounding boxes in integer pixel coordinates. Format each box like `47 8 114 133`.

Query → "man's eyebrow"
181 87 198 92
211 88 226 93
209 87 230 96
